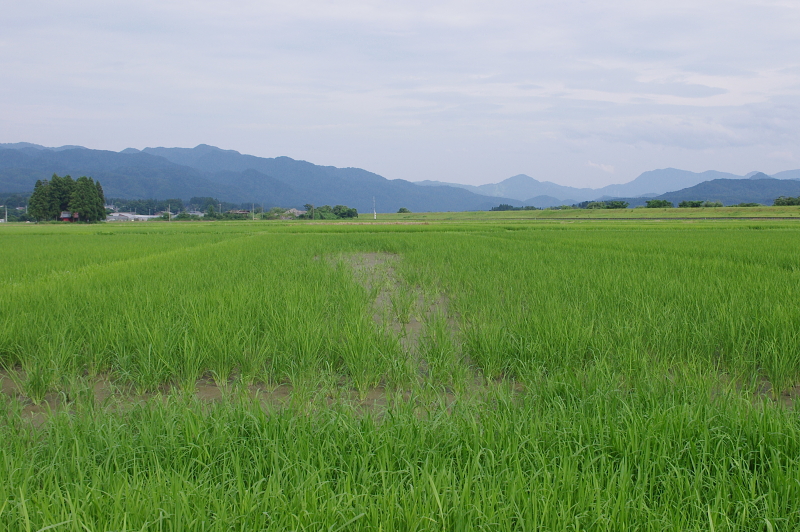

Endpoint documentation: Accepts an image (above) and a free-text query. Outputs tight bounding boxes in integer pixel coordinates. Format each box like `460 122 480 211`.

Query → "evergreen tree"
29 179 53 221
69 176 103 222
28 174 105 222
94 181 106 220
50 174 76 213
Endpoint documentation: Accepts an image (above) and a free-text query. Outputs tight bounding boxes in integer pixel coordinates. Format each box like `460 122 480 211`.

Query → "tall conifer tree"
28 179 53 221
69 176 102 221
95 181 106 220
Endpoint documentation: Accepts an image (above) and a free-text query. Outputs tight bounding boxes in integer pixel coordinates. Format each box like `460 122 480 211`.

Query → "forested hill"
5 143 797 211
613 178 800 207
0 146 226 200
0 144 516 213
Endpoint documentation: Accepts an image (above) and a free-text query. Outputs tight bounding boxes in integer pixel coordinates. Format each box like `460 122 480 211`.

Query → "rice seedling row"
0 220 798 529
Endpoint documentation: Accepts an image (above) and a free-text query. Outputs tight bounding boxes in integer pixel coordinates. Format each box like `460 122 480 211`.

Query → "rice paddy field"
1 215 800 531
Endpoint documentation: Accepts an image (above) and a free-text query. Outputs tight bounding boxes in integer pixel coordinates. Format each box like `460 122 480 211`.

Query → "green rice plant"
2 217 800 529
1 378 799 530
18 358 53 404
335 320 384 396
390 287 416 325
380 327 415 388
418 311 467 391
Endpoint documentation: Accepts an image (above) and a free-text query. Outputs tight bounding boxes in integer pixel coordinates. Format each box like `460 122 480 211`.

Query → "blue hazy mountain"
611 178 800 207
0 146 227 200
0 142 88 152
417 168 754 203
521 195 579 209
3 142 798 210
138 145 523 212
772 169 800 180
0 144 518 213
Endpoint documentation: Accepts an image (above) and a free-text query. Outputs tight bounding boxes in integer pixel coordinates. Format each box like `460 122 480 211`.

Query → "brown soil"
343 252 458 360
1 366 795 427
1 371 20 396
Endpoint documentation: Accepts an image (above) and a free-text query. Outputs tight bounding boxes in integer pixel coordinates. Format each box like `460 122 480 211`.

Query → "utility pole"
252 203 255 221
168 203 171 222
373 197 376 220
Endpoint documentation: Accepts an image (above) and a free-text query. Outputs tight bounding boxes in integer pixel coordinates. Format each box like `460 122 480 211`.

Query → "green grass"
2 379 799 531
378 204 800 221
1 218 799 530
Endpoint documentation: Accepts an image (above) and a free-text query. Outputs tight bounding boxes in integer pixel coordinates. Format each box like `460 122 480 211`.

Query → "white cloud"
768 150 795 161
587 161 615 173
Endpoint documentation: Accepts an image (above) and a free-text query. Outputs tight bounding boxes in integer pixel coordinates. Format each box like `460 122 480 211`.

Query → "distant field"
377 204 800 221
1 219 799 530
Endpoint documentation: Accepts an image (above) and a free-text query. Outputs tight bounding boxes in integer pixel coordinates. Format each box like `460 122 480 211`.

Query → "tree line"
0 193 29 209
108 198 185 215
299 204 358 219
489 198 791 211
583 200 629 209
774 196 800 206
28 174 106 222
490 204 540 211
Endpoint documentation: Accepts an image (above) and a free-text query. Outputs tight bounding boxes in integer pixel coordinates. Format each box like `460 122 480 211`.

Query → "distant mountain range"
612 173 800 207
1 142 798 211
417 168 800 205
0 143 515 213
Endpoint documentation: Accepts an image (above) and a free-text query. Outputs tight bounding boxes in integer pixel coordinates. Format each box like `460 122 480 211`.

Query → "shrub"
774 196 800 206
645 200 673 208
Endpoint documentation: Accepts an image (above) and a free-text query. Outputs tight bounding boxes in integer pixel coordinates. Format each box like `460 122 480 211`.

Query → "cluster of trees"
678 200 723 208
0 194 33 222
774 196 800 206
0 193 29 209
187 197 249 215
487 198 786 212
29 174 106 222
189 197 217 213
645 200 673 208
299 204 358 219
160 209 252 221
106 197 263 219
486 198 774 211
261 207 297 219
645 200 762 208
491 204 540 211
108 198 185 214
582 200 629 209
201 205 242 220
0 209 33 222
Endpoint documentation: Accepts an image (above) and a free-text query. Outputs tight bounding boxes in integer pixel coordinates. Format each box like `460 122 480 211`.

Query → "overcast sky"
2 1 799 187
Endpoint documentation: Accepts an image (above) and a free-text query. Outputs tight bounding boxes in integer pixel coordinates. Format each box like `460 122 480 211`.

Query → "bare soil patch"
343 252 456 356
1 371 20 396
1 367 794 427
